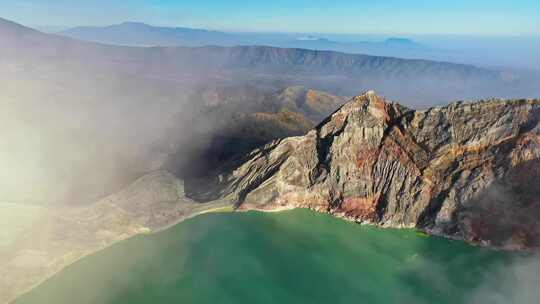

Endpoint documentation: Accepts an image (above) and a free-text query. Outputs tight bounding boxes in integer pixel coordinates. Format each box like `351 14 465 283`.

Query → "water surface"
15 209 527 304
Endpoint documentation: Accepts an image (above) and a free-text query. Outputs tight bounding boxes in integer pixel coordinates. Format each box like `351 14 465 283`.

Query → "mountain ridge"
213 91 540 250
60 21 426 50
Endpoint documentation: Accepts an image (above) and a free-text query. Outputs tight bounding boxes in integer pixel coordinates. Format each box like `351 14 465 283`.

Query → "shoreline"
8 202 531 304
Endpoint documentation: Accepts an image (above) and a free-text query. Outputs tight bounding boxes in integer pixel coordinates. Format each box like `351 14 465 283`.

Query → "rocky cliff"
218 91 540 250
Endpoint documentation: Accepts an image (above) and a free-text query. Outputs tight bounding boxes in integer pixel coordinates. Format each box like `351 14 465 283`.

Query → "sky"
0 0 539 35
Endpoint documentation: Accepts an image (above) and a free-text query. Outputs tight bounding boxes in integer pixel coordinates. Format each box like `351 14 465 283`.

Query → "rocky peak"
317 91 405 138
219 92 540 250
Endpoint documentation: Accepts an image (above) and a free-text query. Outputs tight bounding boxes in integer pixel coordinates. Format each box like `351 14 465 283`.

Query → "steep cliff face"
220 91 540 250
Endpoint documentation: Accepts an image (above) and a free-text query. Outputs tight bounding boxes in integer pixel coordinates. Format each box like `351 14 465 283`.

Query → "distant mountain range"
61 22 429 53
61 22 238 47
285 36 427 53
60 22 540 72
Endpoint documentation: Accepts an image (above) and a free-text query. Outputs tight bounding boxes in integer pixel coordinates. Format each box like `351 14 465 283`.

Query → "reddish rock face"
220 91 540 250
339 195 382 222
355 147 379 173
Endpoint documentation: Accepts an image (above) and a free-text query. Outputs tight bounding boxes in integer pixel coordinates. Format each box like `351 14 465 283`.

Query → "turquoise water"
15 209 524 304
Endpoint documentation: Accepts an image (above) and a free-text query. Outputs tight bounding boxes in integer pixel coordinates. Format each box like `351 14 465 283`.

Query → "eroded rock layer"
220 91 540 250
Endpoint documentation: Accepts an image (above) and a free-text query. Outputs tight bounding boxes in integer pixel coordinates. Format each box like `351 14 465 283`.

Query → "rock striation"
219 91 540 250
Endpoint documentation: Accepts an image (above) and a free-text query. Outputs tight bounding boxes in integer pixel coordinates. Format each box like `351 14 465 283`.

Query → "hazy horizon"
32 21 540 39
